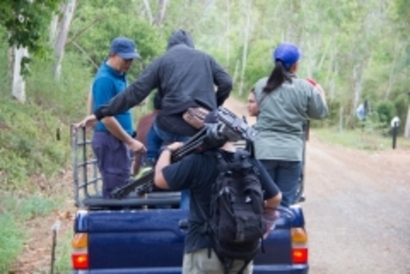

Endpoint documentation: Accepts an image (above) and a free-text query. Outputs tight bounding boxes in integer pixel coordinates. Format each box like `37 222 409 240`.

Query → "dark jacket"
94 30 233 136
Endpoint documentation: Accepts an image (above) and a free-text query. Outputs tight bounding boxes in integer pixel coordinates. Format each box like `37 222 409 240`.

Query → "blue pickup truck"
70 126 309 274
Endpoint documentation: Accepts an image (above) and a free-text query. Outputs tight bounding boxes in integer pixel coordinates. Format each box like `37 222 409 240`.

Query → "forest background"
0 0 409 272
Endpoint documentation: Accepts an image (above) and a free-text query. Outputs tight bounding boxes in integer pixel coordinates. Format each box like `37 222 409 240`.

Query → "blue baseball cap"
273 42 302 69
110 37 140 59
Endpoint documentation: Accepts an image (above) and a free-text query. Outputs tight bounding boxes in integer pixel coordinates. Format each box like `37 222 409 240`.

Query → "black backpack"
201 149 267 273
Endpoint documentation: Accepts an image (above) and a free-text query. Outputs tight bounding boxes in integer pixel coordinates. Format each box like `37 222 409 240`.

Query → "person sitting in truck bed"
153 112 282 274
133 92 163 176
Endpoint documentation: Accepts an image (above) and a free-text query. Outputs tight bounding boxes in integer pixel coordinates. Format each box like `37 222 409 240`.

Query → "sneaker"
133 165 152 180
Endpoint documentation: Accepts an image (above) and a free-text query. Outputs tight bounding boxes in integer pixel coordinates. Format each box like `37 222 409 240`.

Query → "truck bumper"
74 264 308 274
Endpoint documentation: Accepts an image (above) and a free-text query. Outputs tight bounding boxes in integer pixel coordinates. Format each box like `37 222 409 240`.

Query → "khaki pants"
182 248 253 274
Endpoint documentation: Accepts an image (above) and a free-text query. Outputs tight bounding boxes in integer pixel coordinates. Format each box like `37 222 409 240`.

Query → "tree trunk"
8 47 13 85
404 107 410 138
143 0 153 25
384 44 404 100
12 47 28 103
351 61 365 117
49 14 59 46
238 0 252 96
153 0 169 26
225 0 231 68
338 106 344 132
53 0 77 80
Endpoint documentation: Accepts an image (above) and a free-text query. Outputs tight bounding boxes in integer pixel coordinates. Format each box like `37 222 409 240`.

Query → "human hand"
75 115 97 129
263 208 280 239
166 142 184 152
127 139 146 154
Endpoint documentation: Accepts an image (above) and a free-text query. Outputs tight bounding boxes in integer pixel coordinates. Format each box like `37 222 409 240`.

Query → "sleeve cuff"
94 108 104 121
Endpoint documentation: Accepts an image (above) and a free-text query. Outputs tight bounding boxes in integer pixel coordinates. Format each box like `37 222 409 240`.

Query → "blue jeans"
259 160 302 207
146 126 163 161
153 122 191 210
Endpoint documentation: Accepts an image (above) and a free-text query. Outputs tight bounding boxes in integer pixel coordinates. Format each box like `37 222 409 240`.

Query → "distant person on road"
88 37 146 198
253 42 328 207
77 29 232 208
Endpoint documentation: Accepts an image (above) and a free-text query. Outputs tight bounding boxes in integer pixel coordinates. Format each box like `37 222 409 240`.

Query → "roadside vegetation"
0 0 409 272
314 128 410 151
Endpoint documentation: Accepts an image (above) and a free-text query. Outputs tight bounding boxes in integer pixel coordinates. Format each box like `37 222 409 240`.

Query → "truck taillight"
292 248 308 264
72 233 88 248
72 254 89 269
291 228 308 264
72 233 89 269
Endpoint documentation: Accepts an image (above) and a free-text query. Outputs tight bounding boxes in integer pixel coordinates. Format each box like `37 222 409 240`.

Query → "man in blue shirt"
91 37 146 198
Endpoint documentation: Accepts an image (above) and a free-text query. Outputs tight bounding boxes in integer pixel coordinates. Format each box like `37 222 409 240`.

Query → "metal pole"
50 221 61 274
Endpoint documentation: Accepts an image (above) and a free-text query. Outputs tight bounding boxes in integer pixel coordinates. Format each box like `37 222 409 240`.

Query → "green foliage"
0 98 71 190
243 39 277 93
68 1 166 78
0 193 57 272
2 193 57 219
0 213 24 273
27 51 92 122
314 127 410 151
376 101 396 128
54 230 73 273
0 0 63 75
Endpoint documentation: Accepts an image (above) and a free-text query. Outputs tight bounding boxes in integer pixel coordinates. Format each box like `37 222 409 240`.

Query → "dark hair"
263 61 293 94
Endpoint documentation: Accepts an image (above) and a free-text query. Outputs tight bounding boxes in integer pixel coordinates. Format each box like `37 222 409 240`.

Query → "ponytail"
263 61 293 94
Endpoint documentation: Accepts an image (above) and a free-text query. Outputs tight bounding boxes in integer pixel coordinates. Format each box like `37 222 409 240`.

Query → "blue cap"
110 37 140 59
273 42 302 69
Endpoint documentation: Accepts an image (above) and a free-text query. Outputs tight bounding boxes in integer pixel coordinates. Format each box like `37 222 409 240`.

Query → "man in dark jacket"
77 29 232 141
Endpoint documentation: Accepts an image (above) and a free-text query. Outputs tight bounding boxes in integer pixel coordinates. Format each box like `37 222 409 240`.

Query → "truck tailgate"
73 207 306 273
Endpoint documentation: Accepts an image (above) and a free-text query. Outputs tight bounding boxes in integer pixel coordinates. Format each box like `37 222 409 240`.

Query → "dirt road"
304 138 410 274
226 97 410 274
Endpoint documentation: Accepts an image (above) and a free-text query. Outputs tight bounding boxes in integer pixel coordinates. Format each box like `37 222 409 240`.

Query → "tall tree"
53 0 77 80
0 0 62 102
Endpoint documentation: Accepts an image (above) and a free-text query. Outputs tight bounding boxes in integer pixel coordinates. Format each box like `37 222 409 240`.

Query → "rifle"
110 107 257 199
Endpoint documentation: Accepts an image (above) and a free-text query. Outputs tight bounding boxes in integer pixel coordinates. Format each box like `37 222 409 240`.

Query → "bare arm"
87 90 93 115
262 193 281 238
101 117 146 153
264 193 282 210
154 142 183 189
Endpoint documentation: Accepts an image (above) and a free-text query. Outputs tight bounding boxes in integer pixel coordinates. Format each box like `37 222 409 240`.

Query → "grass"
314 127 410 151
0 192 58 272
0 213 24 273
54 230 74 273
0 98 71 191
